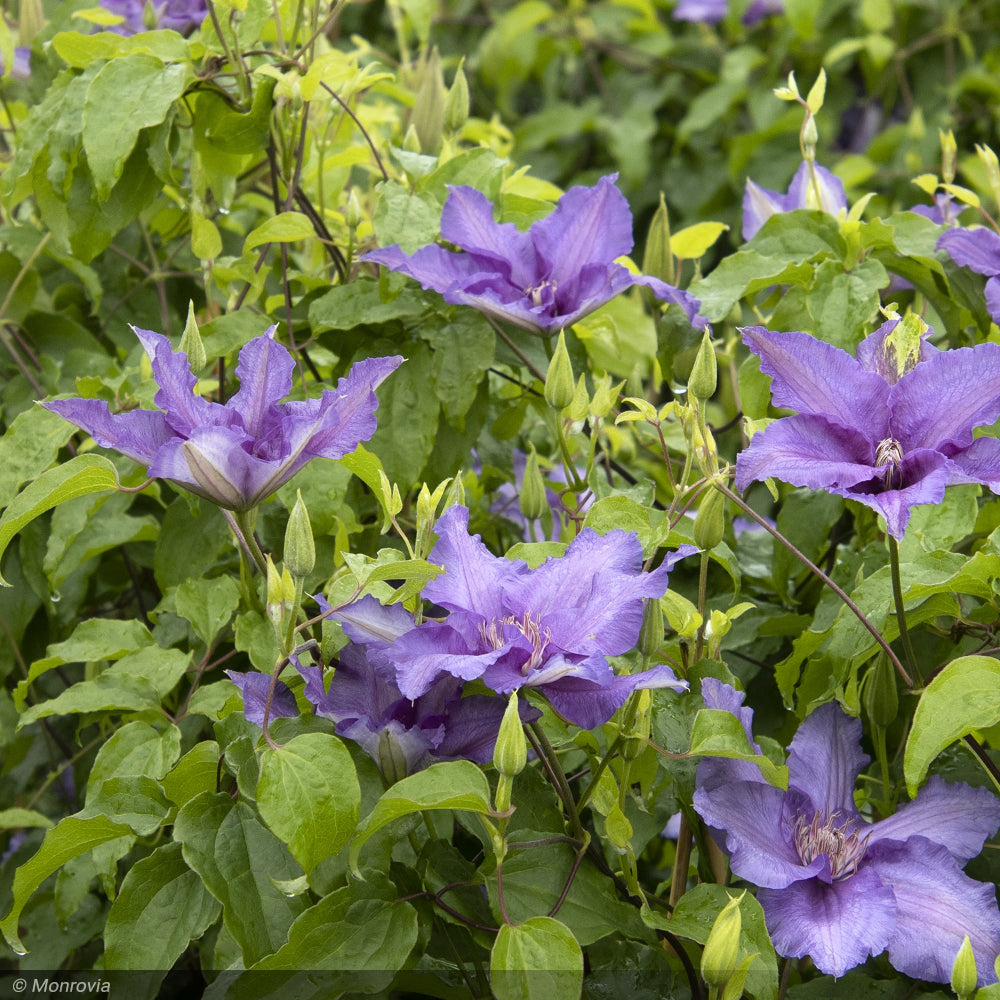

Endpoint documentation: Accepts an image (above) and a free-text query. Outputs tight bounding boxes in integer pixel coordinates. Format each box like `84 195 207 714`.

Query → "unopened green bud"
802 115 819 160
688 327 718 401
693 484 727 551
411 46 445 155
444 59 470 134
642 193 675 285
637 599 664 660
951 935 977 1000
621 688 651 760
402 123 422 154
518 446 549 523
377 728 410 785
566 373 590 422
345 188 363 229
977 143 1000 204
544 330 576 410
862 653 898 730
701 892 743 988
284 490 315 580
941 129 958 185
590 374 625 418
493 692 527 778
180 301 207 373
18 0 44 46
266 556 296 626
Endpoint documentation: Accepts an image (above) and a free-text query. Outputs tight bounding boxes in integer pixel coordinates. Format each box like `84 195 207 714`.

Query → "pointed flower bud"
444 58 470 134
802 115 819 161
544 330 576 409
863 653 898 730
518 445 549 523
701 892 744 989
266 556 295 626
377 727 411 785
493 692 527 778
403 123 422 154
566 373 590 422
637 598 664 660
411 46 445 155
976 143 1000 205
284 490 315 580
941 129 958 185
951 935 977 1000
180 301 207 374
693 483 726 551
345 188 363 229
688 327 718 401
642 193 675 285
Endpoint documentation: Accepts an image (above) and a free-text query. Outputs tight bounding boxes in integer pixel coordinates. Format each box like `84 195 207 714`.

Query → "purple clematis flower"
43 326 402 511
938 226 1000 326
743 161 847 242
362 175 707 335
332 505 693 729
693 679 1000 983
297 605 542 779
735 318 1000 538
225 669 299 725
99 0 208 34
672 0 781 24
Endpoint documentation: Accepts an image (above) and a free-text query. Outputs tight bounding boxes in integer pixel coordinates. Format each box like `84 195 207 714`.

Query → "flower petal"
132 326 217 434
532 175 634 287
869 837 1000 986
890 341 1000 452
947 436 1000 490
757 865 896 978
434 693 541 764
741 327 890 434
938 226 1000 276
149 426 257 508
734 414 878 494
742 179 789 241
423 505 523 620
786 702 869 819
856 317 939 385
227 327 294 437
362 243 494 296
41 398 173 467
867 775 1000 863
333 594 416 649
693 782 823 889
225 670 298 726
785 161 847 216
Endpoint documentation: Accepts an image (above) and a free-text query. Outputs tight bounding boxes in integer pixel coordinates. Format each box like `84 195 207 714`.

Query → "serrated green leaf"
904 655 1000 795
0 454 120 586
257 733 360 876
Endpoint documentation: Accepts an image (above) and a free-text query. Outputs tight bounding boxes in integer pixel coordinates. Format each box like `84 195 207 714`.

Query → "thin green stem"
887 535 921 685
715 481 913 687
527 721 585 842
576 735 622 812
694 551 710 661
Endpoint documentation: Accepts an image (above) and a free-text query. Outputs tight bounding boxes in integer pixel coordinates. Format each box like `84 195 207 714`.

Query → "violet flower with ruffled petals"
43 326 402 511
938 226 1000 326
735 318 1000 537
363 175 706 335
743 161 847 241
693 679 1000 983
99 0 207 34
225 670 299 725
672 0 781 23
333 505 692 729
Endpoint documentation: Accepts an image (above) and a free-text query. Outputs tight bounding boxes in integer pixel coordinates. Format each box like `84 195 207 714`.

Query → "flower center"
478 610 553 674
525 280 557 308
793 810 868 880
874 437 904 489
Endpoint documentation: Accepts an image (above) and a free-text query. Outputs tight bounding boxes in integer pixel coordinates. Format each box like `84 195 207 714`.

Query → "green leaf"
173 793 307 965
161 741 222 809
81 54 190 198
17 673 163 729
371 181 442 254
0 454 120 586
671 222 730 259
257 733 361 876
309 278 433 332
0 406 76 510
252 878 418 971
0 815 135 955
77 776 172 836
688 709 788 788
423 313 496 424
174 575 242 645
491 916 583 1000
87 721 182 791
904 655 1000 795
350 760 493 873
243 211 316 251
103 842 221 970
0 809 54 831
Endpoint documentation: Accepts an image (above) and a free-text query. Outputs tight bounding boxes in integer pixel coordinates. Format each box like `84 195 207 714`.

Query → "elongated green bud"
377 728 410 785
544 330 576 410
862 653 898 730
284 490 315 580
266 556 296 627
693 483 726 551
802 115 819 161
411 46 445 155
701 893 743 989
180 301 207 373
493 692 527 778
977 143 1000 205
941 129 958 185
345 188 363 229
951 935 977 1000
566 373 590 422
444 59 470 134
637 598 664 660
688 328 717 401
402 123 422 154
519 446 549 523
643 193 675 285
